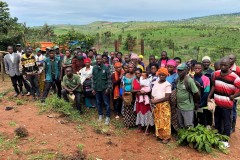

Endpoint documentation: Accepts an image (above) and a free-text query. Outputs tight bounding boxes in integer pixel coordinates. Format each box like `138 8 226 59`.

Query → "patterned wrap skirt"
123 99 136 128
154 101 171 139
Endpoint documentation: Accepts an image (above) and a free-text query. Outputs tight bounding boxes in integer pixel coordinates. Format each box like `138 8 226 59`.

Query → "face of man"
220 58 230 73
91 47 97 53
103 56 108 63
55 48 59 54
49 51 55 59
37 51 42 56
26 48 32 56
96 55 103 65
65 67 73 77
161 52 167 60
149 56 155 64
228 54 236 66
194 64 203 75
16 46 21 51
88 51 93 57
117 53 122 60
110 52 115 59
202 59 211 70
7 46 13 54
124 55 130 62
177 69 187 79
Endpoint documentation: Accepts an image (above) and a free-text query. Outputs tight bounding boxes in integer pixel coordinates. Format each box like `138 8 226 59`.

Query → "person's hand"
92 90 96 95
207 97 211 103
150 99 156 104
140 90 145 94
105 88 110 95
230 95 235 101
69 91 73 95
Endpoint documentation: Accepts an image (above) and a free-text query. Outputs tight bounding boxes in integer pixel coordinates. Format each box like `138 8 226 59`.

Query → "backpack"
83 79 94 97
176 76 201 104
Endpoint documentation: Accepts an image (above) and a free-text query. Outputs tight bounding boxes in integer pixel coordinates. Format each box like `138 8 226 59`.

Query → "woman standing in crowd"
122 63 137 128
111 62 124 119
72 50 85 74
134 68 154 134
79 58 95 108
35 48 46 93
151 68 172 144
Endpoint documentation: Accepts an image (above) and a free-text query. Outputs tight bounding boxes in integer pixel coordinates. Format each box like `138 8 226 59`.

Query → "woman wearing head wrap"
151 67 172 144
166 60 180 132
131 53 144 71
111 62 124 119
79 58 95 108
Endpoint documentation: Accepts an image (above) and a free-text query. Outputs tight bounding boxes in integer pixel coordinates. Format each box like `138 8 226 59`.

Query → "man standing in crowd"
62 67 82 113
228 54 240 133
91 47 98 57
146 55 156 73
158 51 169 68
202 56 214 80
109 51 116 65
123 54 131 65
16 44 24 57
208 57 240 141
176 63 200 128
21 47 40 100
92 55 112 125
41 49 62 103
35 48 46 93
4 46 23 97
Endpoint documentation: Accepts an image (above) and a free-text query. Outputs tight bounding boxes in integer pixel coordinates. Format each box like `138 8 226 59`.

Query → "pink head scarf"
131 53 139 60
167 59 177 67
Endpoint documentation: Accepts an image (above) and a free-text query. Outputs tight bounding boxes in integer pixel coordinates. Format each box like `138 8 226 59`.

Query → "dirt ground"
0 77 240 160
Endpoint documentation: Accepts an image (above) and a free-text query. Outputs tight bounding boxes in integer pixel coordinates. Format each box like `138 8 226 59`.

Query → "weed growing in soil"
16 99 24 105
14 126 29 138
0 132 19 151
9 121 17 127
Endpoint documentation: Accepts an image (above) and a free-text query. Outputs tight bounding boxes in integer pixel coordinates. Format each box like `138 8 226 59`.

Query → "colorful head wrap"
114 62 122 67
131 53 139 60
138 55 143 59
156 67 169 76
202 56 211 62
167 59 177 67
84 58 91 64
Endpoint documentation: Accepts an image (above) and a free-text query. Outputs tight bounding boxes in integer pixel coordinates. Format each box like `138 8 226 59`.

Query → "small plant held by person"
177 125 229 154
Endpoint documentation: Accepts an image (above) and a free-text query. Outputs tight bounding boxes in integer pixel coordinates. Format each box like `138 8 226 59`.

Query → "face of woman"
128 64 134 73
135 70 141 79
167 65 175 73
159 73 167 82
66 51 71 57
151 66 157 75
85 62 90 67
123 66 128 73
115 66 121 72
103 57 108 63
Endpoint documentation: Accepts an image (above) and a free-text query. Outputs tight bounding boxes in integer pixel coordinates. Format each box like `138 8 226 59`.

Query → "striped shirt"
213 70 240 108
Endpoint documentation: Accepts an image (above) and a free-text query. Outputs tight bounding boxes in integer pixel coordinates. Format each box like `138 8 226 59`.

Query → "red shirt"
213 70 240 108
230 64 240 77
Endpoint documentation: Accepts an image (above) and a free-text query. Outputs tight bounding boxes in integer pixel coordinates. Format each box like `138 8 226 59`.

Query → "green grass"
9 121 17 127
0 133 19 152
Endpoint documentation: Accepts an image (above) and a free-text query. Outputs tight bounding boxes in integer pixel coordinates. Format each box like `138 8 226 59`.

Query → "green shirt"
176 77 199 111
62 74 81 92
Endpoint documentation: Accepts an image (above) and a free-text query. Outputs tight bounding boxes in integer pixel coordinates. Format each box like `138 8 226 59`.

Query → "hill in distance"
51 12 240 35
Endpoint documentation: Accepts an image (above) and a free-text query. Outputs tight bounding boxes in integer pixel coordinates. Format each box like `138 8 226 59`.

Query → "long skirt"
170 89 180 131
123 101 136 128
135 99 154 127
154 101 171 139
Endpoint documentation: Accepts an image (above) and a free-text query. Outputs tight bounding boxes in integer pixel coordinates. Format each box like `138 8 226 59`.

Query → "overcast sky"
4 0 240 26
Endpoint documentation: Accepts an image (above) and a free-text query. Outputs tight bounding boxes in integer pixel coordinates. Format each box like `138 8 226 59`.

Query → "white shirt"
79 66 93 84
140 77 151 87
9 53 15 62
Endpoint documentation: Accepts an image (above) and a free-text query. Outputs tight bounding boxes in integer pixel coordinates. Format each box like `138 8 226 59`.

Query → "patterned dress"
134 79 154 127
122 76 136 128
151 80 172 139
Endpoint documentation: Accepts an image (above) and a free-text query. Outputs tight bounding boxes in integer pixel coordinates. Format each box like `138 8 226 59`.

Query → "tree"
41 23 55 41
123 34 137 51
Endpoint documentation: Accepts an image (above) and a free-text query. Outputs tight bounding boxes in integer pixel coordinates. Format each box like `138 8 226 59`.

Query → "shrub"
14 127 29 138
177 125 229 154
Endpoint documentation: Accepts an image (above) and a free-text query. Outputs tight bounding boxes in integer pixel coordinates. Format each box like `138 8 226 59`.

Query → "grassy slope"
50 13 240 62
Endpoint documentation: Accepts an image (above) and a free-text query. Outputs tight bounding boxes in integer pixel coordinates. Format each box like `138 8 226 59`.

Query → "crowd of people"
3 44 240 146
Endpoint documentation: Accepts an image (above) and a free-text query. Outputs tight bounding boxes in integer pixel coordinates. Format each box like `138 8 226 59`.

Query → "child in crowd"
139 71 151 105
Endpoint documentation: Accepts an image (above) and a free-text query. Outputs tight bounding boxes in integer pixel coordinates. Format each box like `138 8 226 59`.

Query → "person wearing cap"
202 56 214 80
41 49 62 103
16 44 24 57
61 67 83 114
45 47 51 57
138 54 145 69
54 46 64 60
35 48 46 93
111 62 124 119
79 58 95 108
21 47 40 100
92 55 112 125
158 51 169 68
176 63 200 128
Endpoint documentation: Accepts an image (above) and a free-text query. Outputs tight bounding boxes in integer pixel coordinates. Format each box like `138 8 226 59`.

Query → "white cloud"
4 0 240 26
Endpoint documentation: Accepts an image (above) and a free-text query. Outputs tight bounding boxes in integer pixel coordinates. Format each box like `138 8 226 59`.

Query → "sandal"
161 139 171 144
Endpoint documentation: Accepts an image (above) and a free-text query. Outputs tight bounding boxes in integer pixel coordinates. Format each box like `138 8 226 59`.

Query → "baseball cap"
35 48 41 52
16 44 21 46
54 46 59 49
177 63 188 70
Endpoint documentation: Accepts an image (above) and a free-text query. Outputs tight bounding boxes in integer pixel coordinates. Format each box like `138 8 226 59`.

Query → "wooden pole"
141 39 144 55
0 53 4 81
172 42 175 58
